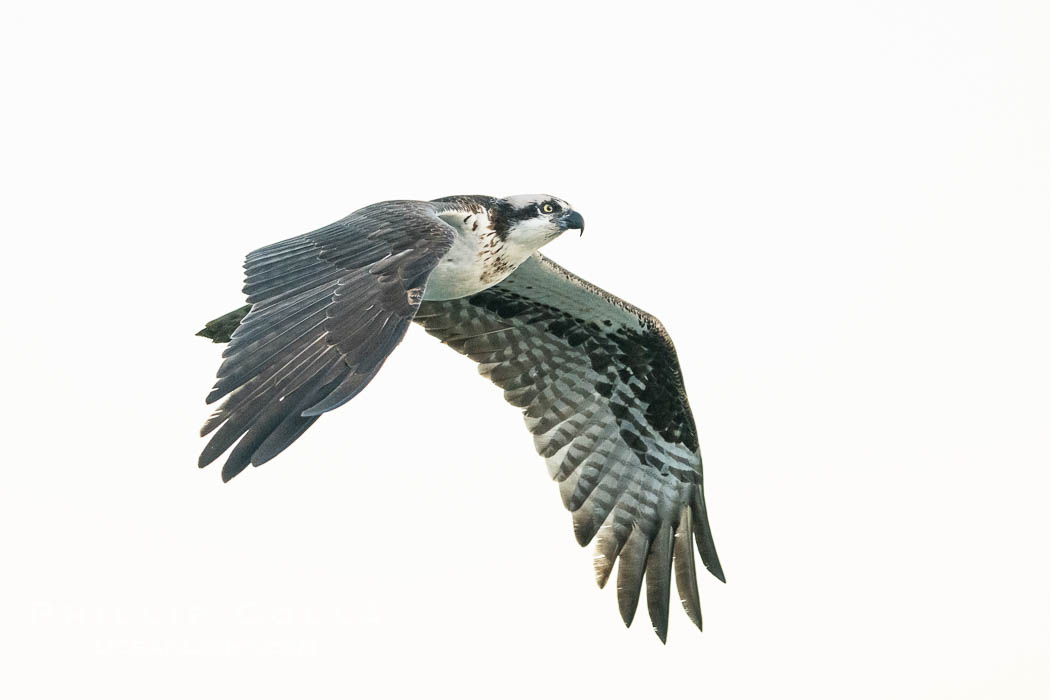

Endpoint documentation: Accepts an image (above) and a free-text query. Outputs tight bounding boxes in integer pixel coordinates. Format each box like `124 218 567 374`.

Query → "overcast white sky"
2 1 1048 698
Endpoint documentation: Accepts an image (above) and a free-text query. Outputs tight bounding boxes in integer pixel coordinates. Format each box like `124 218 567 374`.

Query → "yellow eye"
542 203 554 213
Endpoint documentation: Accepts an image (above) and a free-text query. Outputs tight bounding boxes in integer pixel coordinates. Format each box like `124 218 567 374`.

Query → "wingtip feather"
673 508 704 631
615 527 650 628
645 521 673 643
693 489 726 583
593 526 625 589
221 455 250 482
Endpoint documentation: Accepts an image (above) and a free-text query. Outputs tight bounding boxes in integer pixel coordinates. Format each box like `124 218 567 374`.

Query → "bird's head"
490 194 585 253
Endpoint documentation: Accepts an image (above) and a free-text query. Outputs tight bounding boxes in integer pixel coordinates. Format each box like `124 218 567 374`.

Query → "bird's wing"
200 200 458 482
414 253 724 641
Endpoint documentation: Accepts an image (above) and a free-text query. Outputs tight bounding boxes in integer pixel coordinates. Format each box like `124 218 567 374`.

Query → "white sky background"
2 1 1048 697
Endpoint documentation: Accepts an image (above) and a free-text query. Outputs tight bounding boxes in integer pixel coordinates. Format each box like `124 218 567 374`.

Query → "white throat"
423 208 527 301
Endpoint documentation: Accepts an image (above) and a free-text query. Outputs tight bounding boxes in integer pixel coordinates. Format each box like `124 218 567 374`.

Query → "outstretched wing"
414 254 724 642
200 200 457 482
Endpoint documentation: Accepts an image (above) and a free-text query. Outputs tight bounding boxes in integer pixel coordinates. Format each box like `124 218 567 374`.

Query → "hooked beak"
560 210 585 236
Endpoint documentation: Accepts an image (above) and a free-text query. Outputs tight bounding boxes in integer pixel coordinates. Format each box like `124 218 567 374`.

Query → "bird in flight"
197 194 724 641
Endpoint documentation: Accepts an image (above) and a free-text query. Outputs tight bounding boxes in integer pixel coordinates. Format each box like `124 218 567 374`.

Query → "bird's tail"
196 305 251 343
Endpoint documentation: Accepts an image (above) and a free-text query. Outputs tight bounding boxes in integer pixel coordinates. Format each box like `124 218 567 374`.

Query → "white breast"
424 209 517 301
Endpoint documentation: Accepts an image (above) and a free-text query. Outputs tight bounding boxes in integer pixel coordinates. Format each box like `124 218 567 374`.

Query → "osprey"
197 194 724 641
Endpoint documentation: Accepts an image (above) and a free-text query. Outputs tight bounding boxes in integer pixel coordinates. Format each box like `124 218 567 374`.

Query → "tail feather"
196 305 251 343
